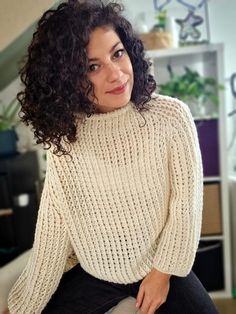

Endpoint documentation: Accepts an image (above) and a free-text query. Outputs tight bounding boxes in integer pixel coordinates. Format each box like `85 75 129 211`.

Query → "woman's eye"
113 49 125 59
88 64 99 72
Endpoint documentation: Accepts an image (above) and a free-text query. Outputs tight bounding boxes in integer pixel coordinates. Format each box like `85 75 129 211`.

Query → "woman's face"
86 26 134 113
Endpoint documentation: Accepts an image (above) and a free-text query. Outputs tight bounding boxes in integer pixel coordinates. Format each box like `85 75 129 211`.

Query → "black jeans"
42 263 219 314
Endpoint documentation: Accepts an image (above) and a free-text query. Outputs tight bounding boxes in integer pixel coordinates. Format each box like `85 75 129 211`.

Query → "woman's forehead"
87 26 121 56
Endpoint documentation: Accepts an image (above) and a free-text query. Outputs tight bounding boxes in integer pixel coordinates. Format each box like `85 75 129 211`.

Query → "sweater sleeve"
153 100 203 276
8 152 71 313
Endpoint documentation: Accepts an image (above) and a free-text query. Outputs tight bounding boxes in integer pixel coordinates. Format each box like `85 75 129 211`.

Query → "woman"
8 0 218 313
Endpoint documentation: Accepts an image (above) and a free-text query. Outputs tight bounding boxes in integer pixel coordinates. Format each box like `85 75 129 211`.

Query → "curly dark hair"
18 0 156 155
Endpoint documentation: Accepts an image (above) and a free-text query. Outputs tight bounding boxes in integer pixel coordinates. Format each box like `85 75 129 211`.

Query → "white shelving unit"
147 44 232 298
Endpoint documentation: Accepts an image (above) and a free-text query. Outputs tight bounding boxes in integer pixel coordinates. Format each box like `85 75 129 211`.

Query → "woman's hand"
136 268 171 314
3 308 10 314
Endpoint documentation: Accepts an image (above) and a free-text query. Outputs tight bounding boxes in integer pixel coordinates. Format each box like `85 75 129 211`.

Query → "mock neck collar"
84 101 134 122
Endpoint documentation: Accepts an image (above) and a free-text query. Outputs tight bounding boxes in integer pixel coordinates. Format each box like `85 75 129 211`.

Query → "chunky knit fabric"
8 95 203 313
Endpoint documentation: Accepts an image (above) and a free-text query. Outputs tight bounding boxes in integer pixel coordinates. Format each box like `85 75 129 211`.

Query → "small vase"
187 97 206 118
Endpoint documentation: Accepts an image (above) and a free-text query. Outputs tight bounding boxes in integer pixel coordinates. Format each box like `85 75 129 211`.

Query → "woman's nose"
106 63 122 82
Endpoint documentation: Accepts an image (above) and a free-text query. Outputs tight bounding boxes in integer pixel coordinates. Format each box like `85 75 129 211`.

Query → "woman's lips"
106 82 127 95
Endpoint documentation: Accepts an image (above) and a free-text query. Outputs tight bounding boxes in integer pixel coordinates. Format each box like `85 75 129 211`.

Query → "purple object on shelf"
195 119 219 177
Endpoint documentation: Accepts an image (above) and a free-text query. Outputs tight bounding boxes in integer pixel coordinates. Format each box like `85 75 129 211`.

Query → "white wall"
208 0 236 76
208 0 236 172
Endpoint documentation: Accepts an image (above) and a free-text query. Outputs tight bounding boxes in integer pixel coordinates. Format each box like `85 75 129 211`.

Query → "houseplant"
0 98 20 157
159 65 224 117
139 10 173 50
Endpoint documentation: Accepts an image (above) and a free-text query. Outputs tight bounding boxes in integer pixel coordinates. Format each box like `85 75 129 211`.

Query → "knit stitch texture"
8 95 203 313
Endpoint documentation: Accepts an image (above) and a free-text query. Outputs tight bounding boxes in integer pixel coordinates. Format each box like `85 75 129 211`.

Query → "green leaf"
159 65 224 113
0 98 20 131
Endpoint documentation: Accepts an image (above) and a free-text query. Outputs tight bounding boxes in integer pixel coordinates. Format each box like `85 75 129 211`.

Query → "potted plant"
152 10 168 32
0 98 20 157
159 65 224 178
159 65 224 117
139 9 173 50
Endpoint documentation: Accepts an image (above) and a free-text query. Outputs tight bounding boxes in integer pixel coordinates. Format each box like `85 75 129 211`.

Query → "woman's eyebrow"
88 41 121 62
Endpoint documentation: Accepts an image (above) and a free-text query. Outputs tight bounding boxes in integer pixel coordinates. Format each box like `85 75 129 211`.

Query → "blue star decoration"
176 11 203 42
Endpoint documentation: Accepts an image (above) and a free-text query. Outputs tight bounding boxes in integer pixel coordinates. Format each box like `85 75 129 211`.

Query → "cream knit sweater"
8 95 203 313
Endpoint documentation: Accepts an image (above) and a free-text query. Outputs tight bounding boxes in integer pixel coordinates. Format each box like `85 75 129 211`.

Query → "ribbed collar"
84 101 134 122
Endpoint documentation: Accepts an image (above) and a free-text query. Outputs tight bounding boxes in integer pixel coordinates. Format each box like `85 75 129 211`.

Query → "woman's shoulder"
147 93 193 126
148 93 190 115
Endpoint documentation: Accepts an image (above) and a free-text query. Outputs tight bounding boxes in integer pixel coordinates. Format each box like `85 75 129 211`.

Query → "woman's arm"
8 154 71 314
153 100 203 277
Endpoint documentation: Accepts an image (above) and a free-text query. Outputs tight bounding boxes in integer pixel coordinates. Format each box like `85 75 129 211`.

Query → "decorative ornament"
152 0 210 44
153 0 172 12
175 11 203 41
176 0 207 12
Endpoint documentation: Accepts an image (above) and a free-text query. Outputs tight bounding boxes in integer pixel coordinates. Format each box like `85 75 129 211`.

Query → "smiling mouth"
106 82 127 95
